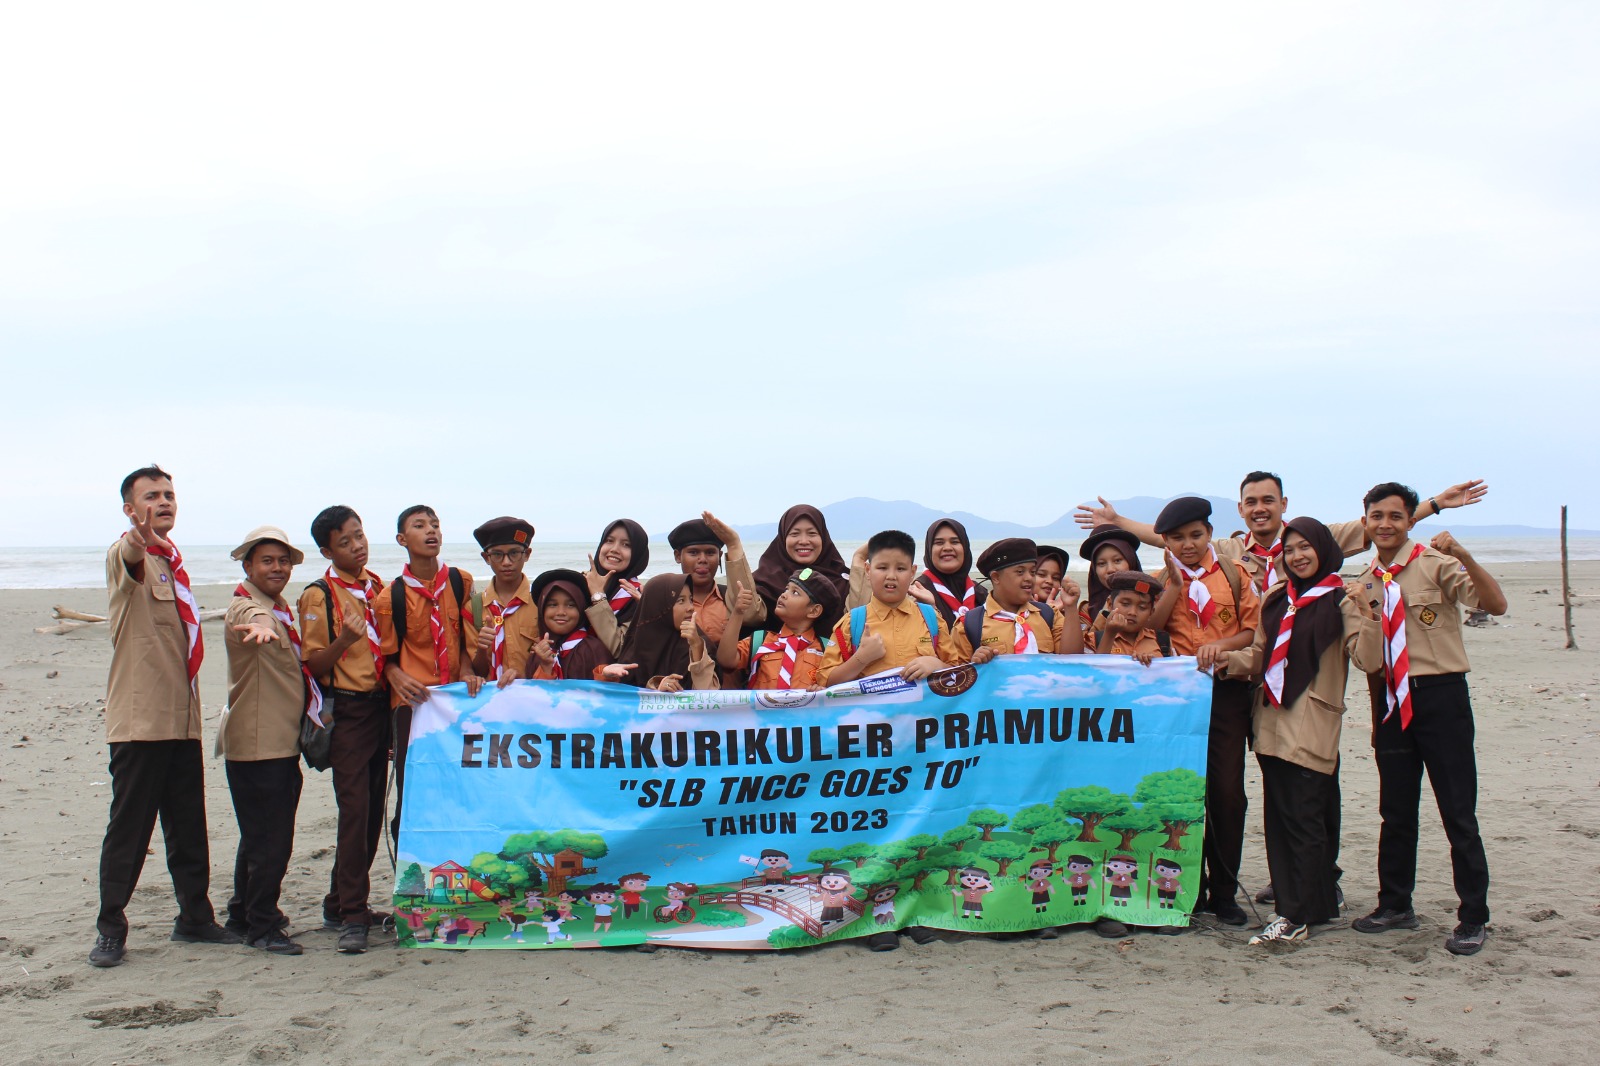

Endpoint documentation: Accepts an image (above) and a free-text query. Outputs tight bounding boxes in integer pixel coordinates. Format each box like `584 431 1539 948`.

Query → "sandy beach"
2 561 1596 1065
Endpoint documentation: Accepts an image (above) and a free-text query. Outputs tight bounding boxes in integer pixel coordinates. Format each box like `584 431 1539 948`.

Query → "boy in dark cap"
716 568 840 690
1094 571 1172 664
668 511 765 647
469 517 540 687
1152 495 1259 926
951 538 1080 661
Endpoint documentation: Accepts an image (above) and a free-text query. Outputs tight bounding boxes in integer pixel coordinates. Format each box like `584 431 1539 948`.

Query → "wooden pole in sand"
1561 505 1577 649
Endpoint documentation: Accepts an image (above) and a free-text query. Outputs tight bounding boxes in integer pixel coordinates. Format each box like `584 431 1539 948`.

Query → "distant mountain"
734 499 1598 542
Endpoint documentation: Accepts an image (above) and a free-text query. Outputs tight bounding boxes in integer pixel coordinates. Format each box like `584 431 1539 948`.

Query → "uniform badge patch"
1217 606 1234 625
1419 607 1438 626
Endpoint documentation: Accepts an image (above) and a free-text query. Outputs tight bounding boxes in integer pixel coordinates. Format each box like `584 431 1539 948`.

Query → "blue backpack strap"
916 602 940 645
848 606 868 653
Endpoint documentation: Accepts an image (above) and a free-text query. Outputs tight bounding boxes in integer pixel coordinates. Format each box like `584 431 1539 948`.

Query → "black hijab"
593 519 649 620
615 573 690 688
529 572 614 682
1259 517 1347 708
917 518 987 627
1085 532 1145 618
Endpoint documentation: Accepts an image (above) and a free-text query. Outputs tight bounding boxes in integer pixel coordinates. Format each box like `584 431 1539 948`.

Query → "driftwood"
36 606 228 636
53 605 107 623
1561 505 1577 650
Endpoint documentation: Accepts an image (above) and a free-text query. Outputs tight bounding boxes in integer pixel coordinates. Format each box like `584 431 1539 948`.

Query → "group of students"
90 463 1505 967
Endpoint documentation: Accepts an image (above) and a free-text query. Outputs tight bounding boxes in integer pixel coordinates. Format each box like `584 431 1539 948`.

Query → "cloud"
408 682 610 740
994 673 1105 701
1131 694 1188 706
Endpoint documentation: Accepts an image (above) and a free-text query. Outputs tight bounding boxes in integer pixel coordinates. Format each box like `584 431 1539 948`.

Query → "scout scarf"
326 567 385 676
1242 536 1283 595
401 564 452 684
1173 548 1222 628
485 595 526 675
988 607 1039 655
924 572 977 621
1374 542 1426 729
145 539 204 686
1262 574 1343 706
235 584 325 724
750 631 811 689
551 627 590 680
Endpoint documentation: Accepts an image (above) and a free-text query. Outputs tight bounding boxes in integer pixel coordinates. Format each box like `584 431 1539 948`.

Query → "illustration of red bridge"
698 876 865 938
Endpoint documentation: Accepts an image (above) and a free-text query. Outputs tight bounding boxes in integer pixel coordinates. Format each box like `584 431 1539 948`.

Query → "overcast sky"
4 1 1594 546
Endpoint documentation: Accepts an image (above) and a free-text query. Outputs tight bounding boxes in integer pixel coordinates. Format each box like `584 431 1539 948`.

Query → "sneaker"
250 931 304 955
1254 883 1276 904
1445 923 1487 956
324 909 392 932
171 922 244 945
1033 926 1060 940
337 923 369 954
1250 917 1309 945
1153 924 1185 936
88 935 126 967
905 925 941 945
1352 907 1420 934
1210 900 1248 927
1335 885 1345 910
866 931 899 952
1094 918 1129 938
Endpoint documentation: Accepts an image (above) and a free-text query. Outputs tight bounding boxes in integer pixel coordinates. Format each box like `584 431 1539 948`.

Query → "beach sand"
2 562 1596 1065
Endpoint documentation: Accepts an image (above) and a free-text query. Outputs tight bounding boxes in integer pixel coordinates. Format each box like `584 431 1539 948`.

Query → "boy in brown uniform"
468 517 541 688
222 526 320 955
668 513 765 647
298 505 390 953
950 538 1081 660
817 530 961 687
1094 571 1171 663
1153 496 1260 926
91 466 238 967
1349 483 1507 956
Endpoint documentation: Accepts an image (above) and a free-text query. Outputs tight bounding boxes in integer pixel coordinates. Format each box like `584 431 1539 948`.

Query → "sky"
3 1 1595 546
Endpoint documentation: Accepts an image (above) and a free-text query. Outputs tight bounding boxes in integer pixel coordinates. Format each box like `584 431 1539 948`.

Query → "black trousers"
1372 674 1490 924
1258 754 1338 926
225 756 303 943
321 692 392 923
1200 677 1253 908
97 739 216 939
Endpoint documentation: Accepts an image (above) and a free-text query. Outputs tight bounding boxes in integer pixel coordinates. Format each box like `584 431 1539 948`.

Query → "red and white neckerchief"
401 564 452 684
750 631 812 689
607 581 638 615
1261 574 1344 706
1172 548 1222 628
1241 536 1283 596
988 608 1039 655
326 567 385 676
924 571 976 620
551 628 590 680
484 595 526 675
1374 542 1426 729
143 538 204 688
235 584 325 724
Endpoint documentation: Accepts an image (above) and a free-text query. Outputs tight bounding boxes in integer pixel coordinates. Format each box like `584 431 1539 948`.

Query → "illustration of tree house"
545 848 597 896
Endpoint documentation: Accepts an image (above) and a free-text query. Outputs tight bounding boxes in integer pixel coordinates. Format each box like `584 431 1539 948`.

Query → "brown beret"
474 516 535 549
1107 570 1164 599
976 537 1039 577
1153 496 1212 535
668 519 723 551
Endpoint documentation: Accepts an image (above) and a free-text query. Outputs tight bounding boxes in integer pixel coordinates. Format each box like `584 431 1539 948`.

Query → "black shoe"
906 925 940 945
1445 923 1487 956
325 908 392 932
1095 918 1129 938
1352 907 1420 934
867 931 899 952
224 919 250 939
171 922 244 945
1033 926 1060 940
1210 900 1248 926
337 924 369 954
1254 882 1276 904
250 931 303 955
1154 924 1185 936
88 935 126 967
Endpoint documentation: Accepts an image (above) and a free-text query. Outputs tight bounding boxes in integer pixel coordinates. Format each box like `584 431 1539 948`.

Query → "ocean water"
5 537 1597 591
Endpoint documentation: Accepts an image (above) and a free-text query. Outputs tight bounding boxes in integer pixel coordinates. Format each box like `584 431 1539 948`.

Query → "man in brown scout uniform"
91 465 239 968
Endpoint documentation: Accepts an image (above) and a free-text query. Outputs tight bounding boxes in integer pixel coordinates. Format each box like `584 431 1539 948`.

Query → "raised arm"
1073 497 1161 548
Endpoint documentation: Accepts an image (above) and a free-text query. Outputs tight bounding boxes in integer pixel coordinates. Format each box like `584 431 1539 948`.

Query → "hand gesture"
971 645 997 665
851 543 869 569
908 583 935 606
680 616 705 658
339 612 369 649
1433 480 1487 512
233 621 279 645
584 555 614 599
600 662 637 682
1073 496 1119 531
701 511 740 551
531 636 556 666
125 504 172 558
657 673 685 693
1430 530 1471 562
854 627 886 664
475 623 495 653
1344 579 1377 619
1165 554 1184 586
732 581 754 618
1047 587 1072 615
1060 575 1082 604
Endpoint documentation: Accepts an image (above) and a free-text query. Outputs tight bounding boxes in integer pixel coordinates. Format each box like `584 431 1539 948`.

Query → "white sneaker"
1250 917 1308 944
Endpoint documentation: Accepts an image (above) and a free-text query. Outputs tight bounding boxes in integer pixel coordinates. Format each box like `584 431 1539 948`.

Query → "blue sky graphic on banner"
394 655 1211 949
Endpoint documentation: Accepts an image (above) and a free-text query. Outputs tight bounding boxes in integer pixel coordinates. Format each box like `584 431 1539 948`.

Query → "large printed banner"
392 655 1211 950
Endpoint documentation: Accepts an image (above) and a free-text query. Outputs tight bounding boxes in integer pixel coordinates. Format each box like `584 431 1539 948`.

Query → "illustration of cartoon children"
869 883 899 926
756 849 792 890
499 898 529 942
1065 855 1095 905
953 867 994 919
619 873 651 919
1105 855 1139 906
586 883 618 933
542 887 581 922
657 882 697 922
539 908 573 945
396 907 439 941
1151 858 1182 910
1022 860 1056 913
811 869 854 924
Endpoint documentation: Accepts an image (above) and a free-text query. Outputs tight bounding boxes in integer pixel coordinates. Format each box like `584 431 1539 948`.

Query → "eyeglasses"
484 549 528 563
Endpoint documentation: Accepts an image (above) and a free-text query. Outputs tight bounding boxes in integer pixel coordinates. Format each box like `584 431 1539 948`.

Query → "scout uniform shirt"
1099 627 1165 659
1164 554 1261 657
482 576 540 679
816 596 960 686
103 541 203 743
223 580 309 761
689 550 764 645
373 567 479 709
1223 595 1382 774
297 567 385 693
949 604 1067 660
1358 539 1481 677
729 626 827 690
1216 520 1367 597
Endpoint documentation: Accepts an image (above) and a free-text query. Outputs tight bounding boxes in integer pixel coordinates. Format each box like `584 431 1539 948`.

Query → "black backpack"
962 601 1057 652
391 568 472 661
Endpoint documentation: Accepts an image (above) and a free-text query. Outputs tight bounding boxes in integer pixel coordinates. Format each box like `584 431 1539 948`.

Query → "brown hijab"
917 518 987 628
615 573 690 688
752 505 849 618
528 570 614 682
1259 517 1347 709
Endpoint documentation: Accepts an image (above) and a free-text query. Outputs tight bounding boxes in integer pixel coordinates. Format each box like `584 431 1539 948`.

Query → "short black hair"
311 505 361 548
120 464 171 502
1363 482 1419 515
397 504 438 534
865 529 916 561
1239 471 1283 496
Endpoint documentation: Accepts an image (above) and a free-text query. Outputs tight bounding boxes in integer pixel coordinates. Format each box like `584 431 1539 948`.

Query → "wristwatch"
591 592 607 603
